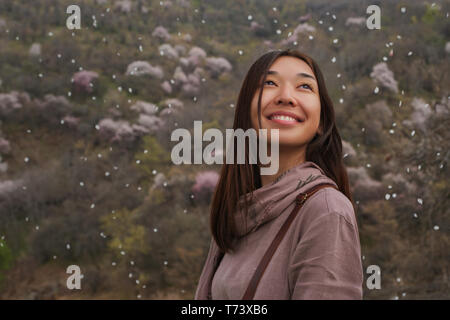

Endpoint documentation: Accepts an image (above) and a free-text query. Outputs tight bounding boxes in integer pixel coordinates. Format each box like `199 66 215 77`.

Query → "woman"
195 49 363 300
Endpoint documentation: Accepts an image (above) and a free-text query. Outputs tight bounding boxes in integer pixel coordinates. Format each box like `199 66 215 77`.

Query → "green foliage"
0 241 13 286
100 208 150 258
134 135 172 177
201 119 221 132
422 3 441 24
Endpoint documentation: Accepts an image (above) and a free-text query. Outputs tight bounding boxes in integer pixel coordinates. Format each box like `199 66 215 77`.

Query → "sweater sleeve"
288 212 364 299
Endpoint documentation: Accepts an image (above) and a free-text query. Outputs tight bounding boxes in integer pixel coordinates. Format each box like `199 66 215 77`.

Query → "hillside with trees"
0 0 448 299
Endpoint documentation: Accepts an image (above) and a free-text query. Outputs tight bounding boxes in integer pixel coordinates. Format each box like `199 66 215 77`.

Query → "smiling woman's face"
250 56 322 148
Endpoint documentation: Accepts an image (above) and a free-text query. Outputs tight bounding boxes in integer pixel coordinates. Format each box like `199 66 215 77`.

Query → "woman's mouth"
268 114 304 126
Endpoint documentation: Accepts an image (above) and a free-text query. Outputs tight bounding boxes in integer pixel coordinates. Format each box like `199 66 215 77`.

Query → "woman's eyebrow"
267 70 316 81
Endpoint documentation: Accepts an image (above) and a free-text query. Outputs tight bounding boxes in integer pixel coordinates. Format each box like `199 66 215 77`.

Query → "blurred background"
0 0 448 299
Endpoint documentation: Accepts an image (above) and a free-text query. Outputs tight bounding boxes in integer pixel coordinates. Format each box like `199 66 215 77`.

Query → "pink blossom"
347 166 383 201
137 114 164 132
293 23 316 34
174 44 187 56
342 140 356 158
345 17 366 26
250 21 263 31
114 0 132 13
98 118 136 143
34 94 71 112
161 81 172 94
0 179 22 195
72 71 99 93
29 43 41 56
298 13 311 23
0 91 30 115
0 137 11 154
126 61 163 78
152 26 171 41
62 116 80 128
159 98 184 117
130 101 159 115
181 83 200 96
187 47 207 67
182 33 192 42
159 44 179 59
370 62 398 93
191 171 220 201
205 57 232 77
173 66 188 84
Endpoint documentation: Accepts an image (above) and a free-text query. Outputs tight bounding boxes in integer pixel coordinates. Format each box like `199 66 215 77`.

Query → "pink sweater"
195 161 364 300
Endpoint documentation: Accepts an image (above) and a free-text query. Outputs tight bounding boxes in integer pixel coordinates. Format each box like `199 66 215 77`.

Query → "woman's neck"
259 147 306 187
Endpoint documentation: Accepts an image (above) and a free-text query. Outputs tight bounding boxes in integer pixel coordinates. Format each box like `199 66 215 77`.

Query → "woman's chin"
267 139 308 148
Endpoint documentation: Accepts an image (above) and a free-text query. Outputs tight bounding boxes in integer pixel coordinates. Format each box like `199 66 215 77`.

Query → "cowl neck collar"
194 160 339 300
233 160 337 238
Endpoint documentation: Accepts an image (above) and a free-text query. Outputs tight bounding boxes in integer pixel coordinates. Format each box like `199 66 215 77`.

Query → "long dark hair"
210 49 354 253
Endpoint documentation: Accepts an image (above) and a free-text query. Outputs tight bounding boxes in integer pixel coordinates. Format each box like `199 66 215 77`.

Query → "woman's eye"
299 84 313 90
264 81 312 91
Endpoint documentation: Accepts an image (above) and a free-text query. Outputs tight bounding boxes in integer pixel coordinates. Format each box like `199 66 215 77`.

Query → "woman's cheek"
277 121 314 145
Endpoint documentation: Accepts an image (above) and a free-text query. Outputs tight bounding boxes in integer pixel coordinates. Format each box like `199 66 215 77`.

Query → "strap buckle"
296 193 308 205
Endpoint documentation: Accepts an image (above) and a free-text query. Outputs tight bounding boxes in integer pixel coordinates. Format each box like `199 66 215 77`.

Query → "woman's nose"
276 97 294 106
275 86 296 106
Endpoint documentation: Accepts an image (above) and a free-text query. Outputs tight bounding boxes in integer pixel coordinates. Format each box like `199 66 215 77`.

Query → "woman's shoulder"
301 186 357 229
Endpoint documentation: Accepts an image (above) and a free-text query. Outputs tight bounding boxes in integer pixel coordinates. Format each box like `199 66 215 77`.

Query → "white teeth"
271 115 298 122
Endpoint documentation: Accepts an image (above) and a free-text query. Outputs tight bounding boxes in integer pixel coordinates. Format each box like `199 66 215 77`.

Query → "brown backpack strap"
241 183 338 300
